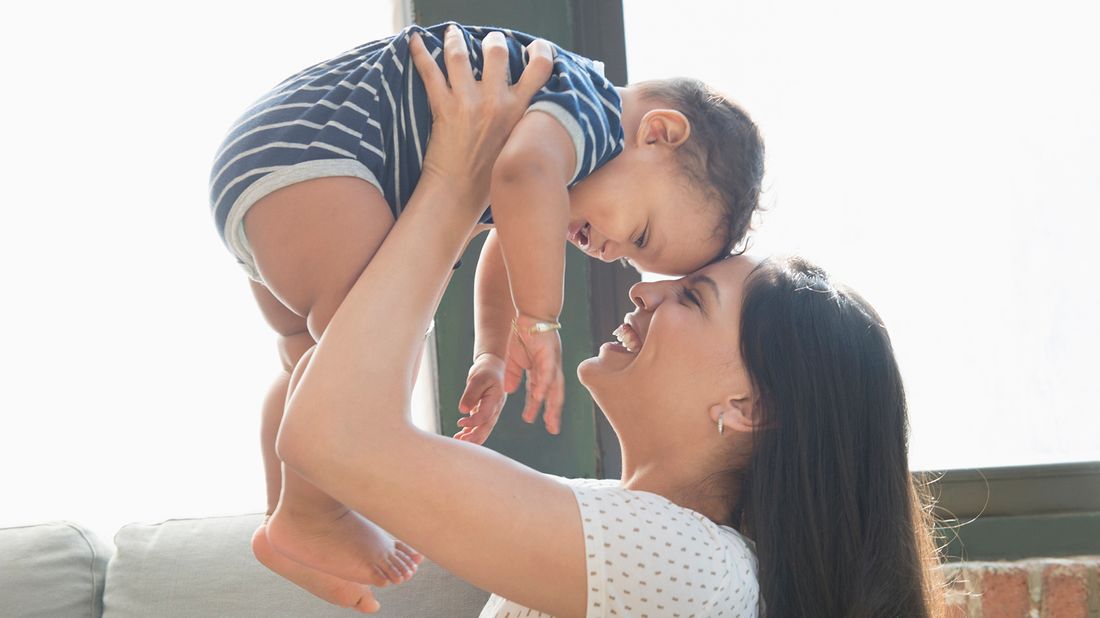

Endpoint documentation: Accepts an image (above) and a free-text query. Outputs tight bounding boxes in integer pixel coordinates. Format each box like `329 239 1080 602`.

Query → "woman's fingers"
514 39 554 101
409 33 447 110
442 25 474 93
481 30 510 85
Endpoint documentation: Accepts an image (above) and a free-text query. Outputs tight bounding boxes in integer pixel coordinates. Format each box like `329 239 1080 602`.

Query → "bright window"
0 1 410 541
624 0 1100 470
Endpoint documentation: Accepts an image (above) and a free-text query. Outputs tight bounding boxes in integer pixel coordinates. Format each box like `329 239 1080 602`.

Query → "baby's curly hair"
637 78 765 262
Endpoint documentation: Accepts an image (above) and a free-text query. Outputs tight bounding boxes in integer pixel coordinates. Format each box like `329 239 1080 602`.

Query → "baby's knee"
277 331 315 373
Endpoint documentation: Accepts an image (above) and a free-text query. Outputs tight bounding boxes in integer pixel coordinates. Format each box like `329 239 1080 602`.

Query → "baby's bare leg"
244 177 422 594
248 281 314 513
248 281 385 612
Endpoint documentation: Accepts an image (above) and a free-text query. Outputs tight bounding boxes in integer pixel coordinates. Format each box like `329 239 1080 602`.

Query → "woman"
270 31 942 616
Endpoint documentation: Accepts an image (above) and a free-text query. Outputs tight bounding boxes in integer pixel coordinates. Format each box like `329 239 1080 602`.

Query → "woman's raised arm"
276 28 589 617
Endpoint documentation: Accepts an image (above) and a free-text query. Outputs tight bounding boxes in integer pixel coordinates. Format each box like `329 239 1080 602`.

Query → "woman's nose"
627 280 665 311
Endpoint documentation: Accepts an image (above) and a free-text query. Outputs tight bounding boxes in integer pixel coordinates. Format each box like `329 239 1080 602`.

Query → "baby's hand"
504 314 565 435
456 353 508 444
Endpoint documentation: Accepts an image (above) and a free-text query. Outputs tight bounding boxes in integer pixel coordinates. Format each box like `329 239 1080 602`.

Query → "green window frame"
414 0 638 478
932 461 1100 561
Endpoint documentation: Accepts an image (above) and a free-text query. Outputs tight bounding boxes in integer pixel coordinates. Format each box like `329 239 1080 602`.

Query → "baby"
210 21 763 604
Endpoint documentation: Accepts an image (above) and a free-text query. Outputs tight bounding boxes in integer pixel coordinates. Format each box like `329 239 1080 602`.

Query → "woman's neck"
619 449 740 527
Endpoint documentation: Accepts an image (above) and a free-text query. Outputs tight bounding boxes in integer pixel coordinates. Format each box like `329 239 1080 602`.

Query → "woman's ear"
634 109 691 149
708 395 757 435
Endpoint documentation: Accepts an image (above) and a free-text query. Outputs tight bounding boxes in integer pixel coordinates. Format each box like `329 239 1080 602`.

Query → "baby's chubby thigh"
243 177 396 341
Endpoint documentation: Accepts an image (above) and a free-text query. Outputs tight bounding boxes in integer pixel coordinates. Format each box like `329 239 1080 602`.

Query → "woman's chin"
578 342 637 384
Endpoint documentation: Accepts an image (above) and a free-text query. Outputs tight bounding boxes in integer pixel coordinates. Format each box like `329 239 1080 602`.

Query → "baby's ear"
636 109 691 148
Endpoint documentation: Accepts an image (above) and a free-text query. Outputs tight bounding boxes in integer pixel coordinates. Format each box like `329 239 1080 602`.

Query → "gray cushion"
0 521 111 618
102 513 490 617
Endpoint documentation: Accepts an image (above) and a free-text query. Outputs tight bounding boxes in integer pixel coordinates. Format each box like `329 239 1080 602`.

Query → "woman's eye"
677 287 701 308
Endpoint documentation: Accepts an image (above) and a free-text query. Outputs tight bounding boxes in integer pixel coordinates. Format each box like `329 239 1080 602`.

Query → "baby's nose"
600 240 621 262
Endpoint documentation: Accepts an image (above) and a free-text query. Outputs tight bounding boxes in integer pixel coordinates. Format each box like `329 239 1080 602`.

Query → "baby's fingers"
520 372 545 425
459 418 499 445
457 390 503 429
530 359 561 435
503 354 524 394
543 369 565 435
456 388 504 444
528 360 555 419
458 378 486 414
456 411 501 445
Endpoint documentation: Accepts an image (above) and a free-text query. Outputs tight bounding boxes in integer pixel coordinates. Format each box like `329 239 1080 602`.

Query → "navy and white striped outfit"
210 22 624 281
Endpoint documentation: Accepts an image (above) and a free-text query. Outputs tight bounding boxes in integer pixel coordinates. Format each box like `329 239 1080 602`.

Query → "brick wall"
943 557 1100 617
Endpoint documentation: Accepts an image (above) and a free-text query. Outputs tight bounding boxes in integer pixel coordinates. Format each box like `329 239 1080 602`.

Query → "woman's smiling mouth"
611 322 643 353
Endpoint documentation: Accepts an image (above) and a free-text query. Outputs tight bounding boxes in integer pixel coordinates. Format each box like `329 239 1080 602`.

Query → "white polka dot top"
480 477 760 617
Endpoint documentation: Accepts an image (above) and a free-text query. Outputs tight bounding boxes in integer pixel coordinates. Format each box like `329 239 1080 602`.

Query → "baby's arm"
489 111 577 431
472 230 513 366
455 230 513 443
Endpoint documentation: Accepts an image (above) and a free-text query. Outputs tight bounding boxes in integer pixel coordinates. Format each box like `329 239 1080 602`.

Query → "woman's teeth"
611 324 641 353
578 222 590 248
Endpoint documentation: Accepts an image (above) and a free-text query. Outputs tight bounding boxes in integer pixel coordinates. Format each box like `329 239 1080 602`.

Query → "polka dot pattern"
481 477 759 617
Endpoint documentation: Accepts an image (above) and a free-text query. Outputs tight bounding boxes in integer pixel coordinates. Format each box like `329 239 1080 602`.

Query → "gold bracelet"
512 317 562 337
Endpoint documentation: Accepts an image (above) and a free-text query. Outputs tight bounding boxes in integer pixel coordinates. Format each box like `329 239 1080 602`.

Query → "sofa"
0 514 490 617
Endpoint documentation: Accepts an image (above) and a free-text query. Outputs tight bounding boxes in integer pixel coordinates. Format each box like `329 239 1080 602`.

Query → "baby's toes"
376 560 401 585
370 565 392 588
396 540 423 564
384 553 412 583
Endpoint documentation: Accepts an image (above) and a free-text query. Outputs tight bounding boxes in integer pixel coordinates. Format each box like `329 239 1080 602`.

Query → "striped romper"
209 22 625 281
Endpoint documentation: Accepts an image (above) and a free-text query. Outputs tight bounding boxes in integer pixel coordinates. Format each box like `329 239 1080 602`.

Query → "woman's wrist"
417 166 487 214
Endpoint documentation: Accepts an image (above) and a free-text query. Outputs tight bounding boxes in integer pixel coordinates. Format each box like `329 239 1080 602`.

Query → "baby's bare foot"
266 502 423 587
252 524 380 613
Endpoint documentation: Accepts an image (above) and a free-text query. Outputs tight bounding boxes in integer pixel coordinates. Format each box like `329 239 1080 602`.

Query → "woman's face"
578 256 759 440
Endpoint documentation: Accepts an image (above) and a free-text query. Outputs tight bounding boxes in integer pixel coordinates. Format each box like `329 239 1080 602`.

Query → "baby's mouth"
570 221 592 250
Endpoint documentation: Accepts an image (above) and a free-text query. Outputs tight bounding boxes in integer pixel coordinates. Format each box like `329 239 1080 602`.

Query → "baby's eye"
634 228 648 249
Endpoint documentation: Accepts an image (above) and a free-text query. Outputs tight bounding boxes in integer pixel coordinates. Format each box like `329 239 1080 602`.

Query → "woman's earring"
717 412 725 436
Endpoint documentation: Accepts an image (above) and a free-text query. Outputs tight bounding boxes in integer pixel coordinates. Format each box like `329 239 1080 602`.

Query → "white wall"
624 0 1100 470
0 0 403 540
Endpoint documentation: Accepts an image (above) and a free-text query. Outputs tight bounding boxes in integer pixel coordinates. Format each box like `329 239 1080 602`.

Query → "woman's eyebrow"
689 274 721 306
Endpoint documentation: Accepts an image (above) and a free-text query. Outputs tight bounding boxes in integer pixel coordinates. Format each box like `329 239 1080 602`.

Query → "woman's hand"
410 26 553 209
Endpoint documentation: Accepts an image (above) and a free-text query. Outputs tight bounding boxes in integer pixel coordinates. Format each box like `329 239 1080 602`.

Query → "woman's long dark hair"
734 257 941 617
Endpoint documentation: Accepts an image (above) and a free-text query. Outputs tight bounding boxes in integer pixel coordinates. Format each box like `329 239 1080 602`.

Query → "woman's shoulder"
547 475 760 616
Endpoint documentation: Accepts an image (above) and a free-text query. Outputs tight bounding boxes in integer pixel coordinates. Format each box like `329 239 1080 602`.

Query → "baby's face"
567 151 725 276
